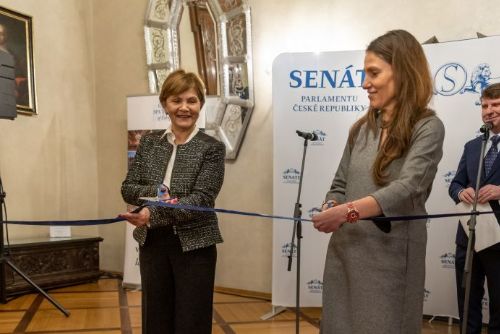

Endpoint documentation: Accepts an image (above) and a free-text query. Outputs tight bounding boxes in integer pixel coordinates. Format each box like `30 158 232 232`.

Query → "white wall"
0 0 99 238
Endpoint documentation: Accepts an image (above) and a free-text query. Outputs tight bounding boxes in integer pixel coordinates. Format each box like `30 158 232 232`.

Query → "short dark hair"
481 83 500 100
159 69 206 108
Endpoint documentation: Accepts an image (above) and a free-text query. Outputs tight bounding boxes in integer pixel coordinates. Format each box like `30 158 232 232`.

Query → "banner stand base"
122 282 141 290
260 305 287 320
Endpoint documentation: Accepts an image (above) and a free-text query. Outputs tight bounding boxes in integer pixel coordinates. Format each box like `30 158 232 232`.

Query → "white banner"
421 36 500 322
272 51 368 307
272 36 500 321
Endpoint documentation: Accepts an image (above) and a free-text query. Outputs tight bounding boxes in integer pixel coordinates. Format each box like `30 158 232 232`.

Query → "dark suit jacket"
449 135 500 250
121 130 226 252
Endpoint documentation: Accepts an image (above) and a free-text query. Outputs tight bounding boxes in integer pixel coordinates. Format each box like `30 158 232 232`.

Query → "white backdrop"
123 95 169 288
272 36 500 320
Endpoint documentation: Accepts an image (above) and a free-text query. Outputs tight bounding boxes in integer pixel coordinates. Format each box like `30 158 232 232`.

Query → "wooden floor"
0 278 480 333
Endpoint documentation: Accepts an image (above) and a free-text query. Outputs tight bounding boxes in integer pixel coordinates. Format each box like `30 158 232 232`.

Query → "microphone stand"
0 176 69 316
287 133 311 334
461 126 489 334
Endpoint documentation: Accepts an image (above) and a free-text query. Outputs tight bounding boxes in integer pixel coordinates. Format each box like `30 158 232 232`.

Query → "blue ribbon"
144 200 313 222
147 201 497 222
4 218 123 226
371 210 495 222
2 201 497 226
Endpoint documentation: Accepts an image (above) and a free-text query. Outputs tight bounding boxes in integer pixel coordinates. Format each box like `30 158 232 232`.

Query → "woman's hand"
119 207 151 227
312 196 380 233
312 205 346 233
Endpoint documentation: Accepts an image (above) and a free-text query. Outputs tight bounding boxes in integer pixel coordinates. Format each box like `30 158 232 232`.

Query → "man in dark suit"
449 82 500 334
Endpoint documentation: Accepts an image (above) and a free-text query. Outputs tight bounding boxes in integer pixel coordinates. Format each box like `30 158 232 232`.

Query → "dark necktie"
484 135 500 175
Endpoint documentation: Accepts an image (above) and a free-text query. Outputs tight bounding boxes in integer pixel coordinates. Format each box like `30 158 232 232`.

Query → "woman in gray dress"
312 30 445 334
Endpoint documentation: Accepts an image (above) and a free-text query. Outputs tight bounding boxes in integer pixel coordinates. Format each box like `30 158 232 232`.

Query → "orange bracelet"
345 202 360 223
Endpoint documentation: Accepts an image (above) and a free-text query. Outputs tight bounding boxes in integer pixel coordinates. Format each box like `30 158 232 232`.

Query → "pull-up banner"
123 94 169 288
272 35 500 321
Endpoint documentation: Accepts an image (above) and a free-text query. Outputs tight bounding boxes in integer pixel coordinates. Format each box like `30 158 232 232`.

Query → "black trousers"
456 244 500 334
139 226 217 334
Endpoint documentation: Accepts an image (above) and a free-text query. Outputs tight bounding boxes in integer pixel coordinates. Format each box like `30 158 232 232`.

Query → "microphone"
480 122 492 133
296 130 318 141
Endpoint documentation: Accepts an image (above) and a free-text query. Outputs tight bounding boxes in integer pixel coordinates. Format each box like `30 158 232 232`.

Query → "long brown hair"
349 30 434 185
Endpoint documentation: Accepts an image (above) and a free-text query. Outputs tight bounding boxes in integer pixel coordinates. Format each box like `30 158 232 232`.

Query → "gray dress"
321 115 445 334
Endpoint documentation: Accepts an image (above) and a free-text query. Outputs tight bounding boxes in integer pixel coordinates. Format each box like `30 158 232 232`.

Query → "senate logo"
282 168 300 184
443 170 456 188
281 242 297 258
424 288 431 302
440 252 455 269
307 279 323 294
461 63 492 94
434 63 498 105
434 63 468 96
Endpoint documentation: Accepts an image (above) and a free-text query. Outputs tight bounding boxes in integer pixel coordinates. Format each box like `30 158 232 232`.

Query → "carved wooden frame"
144 0 254 159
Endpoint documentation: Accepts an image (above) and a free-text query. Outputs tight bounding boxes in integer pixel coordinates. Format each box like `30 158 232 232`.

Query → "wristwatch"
345 202 360 223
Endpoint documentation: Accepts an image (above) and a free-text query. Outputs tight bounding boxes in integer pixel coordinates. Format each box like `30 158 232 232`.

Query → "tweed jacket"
121 130 225 252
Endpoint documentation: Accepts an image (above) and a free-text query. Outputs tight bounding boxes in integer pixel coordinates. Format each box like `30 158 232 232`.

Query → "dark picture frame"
0 6 36 115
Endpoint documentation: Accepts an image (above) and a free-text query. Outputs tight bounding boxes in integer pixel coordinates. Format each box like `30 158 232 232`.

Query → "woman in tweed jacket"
120 70 225 334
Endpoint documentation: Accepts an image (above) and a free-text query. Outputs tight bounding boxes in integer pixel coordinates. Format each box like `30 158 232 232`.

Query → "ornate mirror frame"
144 0 254 159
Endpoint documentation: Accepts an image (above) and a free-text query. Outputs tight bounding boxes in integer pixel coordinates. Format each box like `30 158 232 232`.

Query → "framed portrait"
0 6 36 115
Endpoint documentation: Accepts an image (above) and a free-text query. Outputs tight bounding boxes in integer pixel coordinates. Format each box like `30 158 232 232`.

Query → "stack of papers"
456 202 500 251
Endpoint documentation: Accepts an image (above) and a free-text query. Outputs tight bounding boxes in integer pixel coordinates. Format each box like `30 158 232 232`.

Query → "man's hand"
478 184 500 204
459 187 476 204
